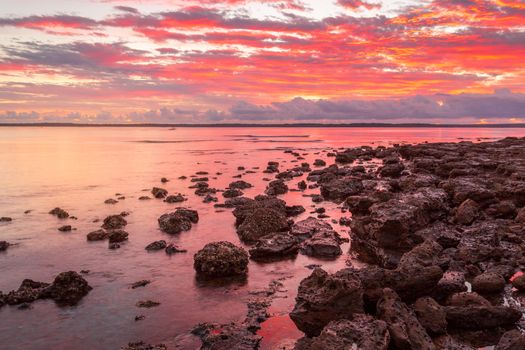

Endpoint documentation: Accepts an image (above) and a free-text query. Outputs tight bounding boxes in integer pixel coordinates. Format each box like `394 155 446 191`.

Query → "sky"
0 0 525 124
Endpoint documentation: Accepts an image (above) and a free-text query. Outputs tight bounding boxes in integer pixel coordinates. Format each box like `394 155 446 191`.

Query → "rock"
121 341 166 350
41 271 92 306
455 199 479 225
191 177 209 182
223 188 243 198
102 215 127 230
161 177 169 183
290 217 333 240
414 297 447 335
86 229 108 241
131 280 150 289
0 217 12 222
472 272 505 294
0 241 10 251
295 315 390 350
58 225 72 232
164 194 186 203
380 162 405 178
434 271 467 299
290 268 364 337
108 230 129 243
136 300 160 308
174 208 199 223
286 205 306 217
495 330 525 350
320 178 363 202
313 159 326 167
445 305 522 329
298 180 307 190
192 322 261 350
158 212 192 234
445 292 491 307
265 179 288 196
165 243 187 254
104 198 118 204
138 196 151 200
145 240 167 251
511 274 525 291
377 288 435 350
237 207 289 242
151 187 168 199
4 279 49 305
229 180 253 190
49 207 69 219
300 230 343 258
249 233 299 260
515 207 525 223
194 241 249 277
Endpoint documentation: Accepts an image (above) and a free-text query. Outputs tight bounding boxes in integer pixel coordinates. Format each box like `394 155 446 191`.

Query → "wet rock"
320 178 363 202
0 217 13 222
194 241 249 277
455 199 479 225
295 315 390 350
377 288 435 350
380 162 405 178
58 225 72 232
121 341 166 350
515 207 525 223
286 205 306 217
290 217 333 240
192 322 261 350
161 177 169 183
40 271 92 306
471 272 505 294
0 241 10 251
237 207 289 242
138 196 151 200
174 208 199 223
290 268 364 337
151 187 168 199
158 212 192 234
344 195 376 215
223 188 243 198
86 229 108 241
445 305 522 330
49 207 69 219
136 300 160 308
203 194 218 203
313 159 326 167
4 279 49 305
108 230 129 243
298 180 307 190
102 215 127 230
249 233 299 260
131 280 150 289
104 198 118 204
145 240 167 251
300 230 343 258
495 330 525 350
511 274 525 291
165 243 187 255
265 179 288 196
229 180 253 190
191 177 209 182
164 194 186 203
414 297 447 335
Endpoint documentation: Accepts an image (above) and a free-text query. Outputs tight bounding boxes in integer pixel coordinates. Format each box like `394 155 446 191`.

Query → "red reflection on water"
258 314 303 350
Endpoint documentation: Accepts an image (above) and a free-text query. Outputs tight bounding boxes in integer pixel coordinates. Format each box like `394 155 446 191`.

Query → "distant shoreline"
0 122 525 128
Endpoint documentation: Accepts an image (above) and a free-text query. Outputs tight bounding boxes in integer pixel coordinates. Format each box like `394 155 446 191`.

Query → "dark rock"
165 243 187 255
445 305 521 330
138 196 151 200
192 322 261 350
265 179 288 196
86 229 108 241
377 288 435 350
194 241 249 277
290 217 333 240
145 240 167 251
4 279 49 305
298 180 307 190
164 194 186 203
295 315 390 350
249 233 299 260
380 162 405 178
414 297 447 335
495 330 525 350
237 207 289 242
223 188 243 198
290 268 364 337
104 198 118 204
108 230 129 243
41 271 92 306
49 207 69 219
0 217 13 222
0 241 10 251
320 178 363 202
174 208 199 223
286 205 306 217
158 212 192 234
131 280 150 289
151 187 168 199
58 225 72 232
511 274 525 291
121 341 166 350
136 300 160 308
472 272 505 294
108 242 120 249
313 159 326 167
229 180 253 190
160 177 169 183
300 230 343 258
102 215 127 230
455 199 479 225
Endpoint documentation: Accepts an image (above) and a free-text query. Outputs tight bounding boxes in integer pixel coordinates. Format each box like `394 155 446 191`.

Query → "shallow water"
1 126 525 350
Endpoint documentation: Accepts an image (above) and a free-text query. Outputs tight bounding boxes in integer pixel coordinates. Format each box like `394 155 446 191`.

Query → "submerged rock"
249 233 299 260
0 241 10 251
86 229 108 241
164 194 186 203
145 240 167 251
102 215 127 230
265 179 288 196
194 241 249 277
151 187 168 199
192 322 261 350
49 207 69 219
158 212 192 234
108 229 129 243
41 271 92 306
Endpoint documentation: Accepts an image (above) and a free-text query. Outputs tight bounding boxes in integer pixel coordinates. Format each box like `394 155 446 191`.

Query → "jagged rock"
495 330 525 350
102 215 127 230
320 178 363 202
151 187 168 198
223 188 243 198
158 212 192 234
229 180 253 190
377 288 435 350
290 268 364 337
145 240 167 251
249 233 299 260
445 305 521 329
414 297 447 335
194 241 249 277
40 271 92 306
131 280 150 289
294 315 390 350
165 243 187 255
511 274 525 291
266 179 288 196
104 198 118 204
455 199 479 225
313 159 326 167
108 230 129 243
86 229 108 241
58 225 72 232
380 162 405 178
237 207 289 242
300 230 343 258
290 217 333 240
286 205 306 217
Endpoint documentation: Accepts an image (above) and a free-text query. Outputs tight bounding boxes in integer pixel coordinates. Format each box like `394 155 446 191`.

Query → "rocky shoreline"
2 136 525 349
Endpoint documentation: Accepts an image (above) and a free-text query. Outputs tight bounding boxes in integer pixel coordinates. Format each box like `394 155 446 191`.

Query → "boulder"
145 240 167 251
471 272 505 294
445 305 521 330
237 207 289 242
102 215 127 230
192 322 261 350
249 233 299 260
300 230 343 258
164 194 185 203
108 230 129 243
151 187 168 198
41 271 92 306
320 178 363 202
290 268 364 337
158 212 192 234
86 229 108 241
290 217 333 240
49 207 69 219
193 241 249 277
228 180 253 190
265 179 288 196
414 297 447 335
455 199 479 225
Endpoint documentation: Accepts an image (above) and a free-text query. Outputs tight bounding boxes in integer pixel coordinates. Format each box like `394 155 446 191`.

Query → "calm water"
1 126 525 350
